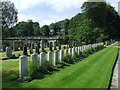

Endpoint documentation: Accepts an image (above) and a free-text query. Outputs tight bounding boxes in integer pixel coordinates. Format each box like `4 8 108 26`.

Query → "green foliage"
28 60 35 77
41 25 50 36
23 76 32 82
63 54 73 63
68 1 120 44
63 18 70 35
82 42 86 45
0 0 18 38
45 60 56 71
11 20 41 37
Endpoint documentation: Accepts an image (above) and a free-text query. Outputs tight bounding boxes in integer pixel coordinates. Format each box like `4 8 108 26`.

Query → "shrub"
28 60 35 77
82 42 86 45
73 52 80 60
63 54 73 63
23 76 32 82
45 60 56 71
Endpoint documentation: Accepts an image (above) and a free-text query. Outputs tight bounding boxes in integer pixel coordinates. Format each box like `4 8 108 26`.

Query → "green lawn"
2 47 118 88
111 41 120 46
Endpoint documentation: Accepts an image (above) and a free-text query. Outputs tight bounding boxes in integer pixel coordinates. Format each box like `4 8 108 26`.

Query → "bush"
23 76 32 82
73 52 80 60
28 60 35 77
45 60 56 71
63 54 73 63
82 42 86 45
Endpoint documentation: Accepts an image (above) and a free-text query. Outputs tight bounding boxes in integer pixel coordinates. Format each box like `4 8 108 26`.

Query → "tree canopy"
0 0 18 38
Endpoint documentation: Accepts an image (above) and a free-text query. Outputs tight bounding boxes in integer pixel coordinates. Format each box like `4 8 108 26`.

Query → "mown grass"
2 47 118 88
111 41 120 46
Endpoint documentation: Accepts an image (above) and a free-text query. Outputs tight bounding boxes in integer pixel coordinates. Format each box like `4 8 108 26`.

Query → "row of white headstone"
19 42 104 79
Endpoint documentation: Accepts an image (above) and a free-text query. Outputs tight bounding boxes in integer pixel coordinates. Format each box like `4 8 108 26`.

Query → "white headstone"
6 47 12 57
40 52 46 68
60 50 64 62
54 50 58 66
72 47 75 56
75 47 78 54
19 56 28 79
69 48 72 54
65 49 68 55
31 54 38 71
48 51 53 65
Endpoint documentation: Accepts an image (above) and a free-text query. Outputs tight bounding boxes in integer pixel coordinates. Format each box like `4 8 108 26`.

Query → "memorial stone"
19 56 28 79
6 47 12 57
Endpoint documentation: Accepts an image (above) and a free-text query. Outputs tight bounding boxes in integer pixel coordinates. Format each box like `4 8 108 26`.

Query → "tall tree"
0 0 18 38
63 18 69 35
81 1 120 39
41 25 50 36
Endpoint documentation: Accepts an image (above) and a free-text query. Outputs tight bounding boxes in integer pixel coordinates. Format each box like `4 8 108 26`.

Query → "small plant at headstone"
23 76 32 82
73 52 79 60
63 54 73 63
28 60 35 77
45 60 56 71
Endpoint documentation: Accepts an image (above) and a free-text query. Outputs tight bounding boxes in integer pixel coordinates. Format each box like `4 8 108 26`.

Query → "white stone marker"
6 47 12 57
31 54 38 71
75 47 78 54
78 47 80 55
60 49 64 62
40 52 46 68
69 48 72 54
54 50 58 66
65 49 68 55
48 51 53 65
19 55 28 79
72 47 75 56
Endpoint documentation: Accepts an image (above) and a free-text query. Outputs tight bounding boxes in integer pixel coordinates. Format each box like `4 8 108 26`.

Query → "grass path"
2 47 118 88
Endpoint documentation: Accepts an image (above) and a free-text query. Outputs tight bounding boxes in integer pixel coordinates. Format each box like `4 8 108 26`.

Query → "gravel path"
110 46 120 89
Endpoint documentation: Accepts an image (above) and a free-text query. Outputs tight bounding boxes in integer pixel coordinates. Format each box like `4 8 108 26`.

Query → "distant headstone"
6 47 12 57
72 47 75 56
69 48 72 54
48 51 53 65
23 45 28 55
13 40 19 51
53 41 57 50
29 42 31 49
29 49 33 55
20 41 23 51
65 49 68 55
19 55 28 79
35 44 40 54
75 47 78 54
31 42 34 49
49 42 52 51
60 50 64 62
54 50 58 66
41 40 45 52
63 46 66 50
58 44 61 50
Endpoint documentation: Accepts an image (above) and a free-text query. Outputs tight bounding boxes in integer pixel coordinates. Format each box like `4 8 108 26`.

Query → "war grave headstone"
31 54 38 71
6 47 12 57
40 40 45 52
19 55 28 79
13 40 19 51
53 41 57 50
49 42 52 51
48 51 53 65
23 44 28 55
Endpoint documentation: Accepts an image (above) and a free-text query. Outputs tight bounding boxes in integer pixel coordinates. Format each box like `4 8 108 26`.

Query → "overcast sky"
9 0 120 26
